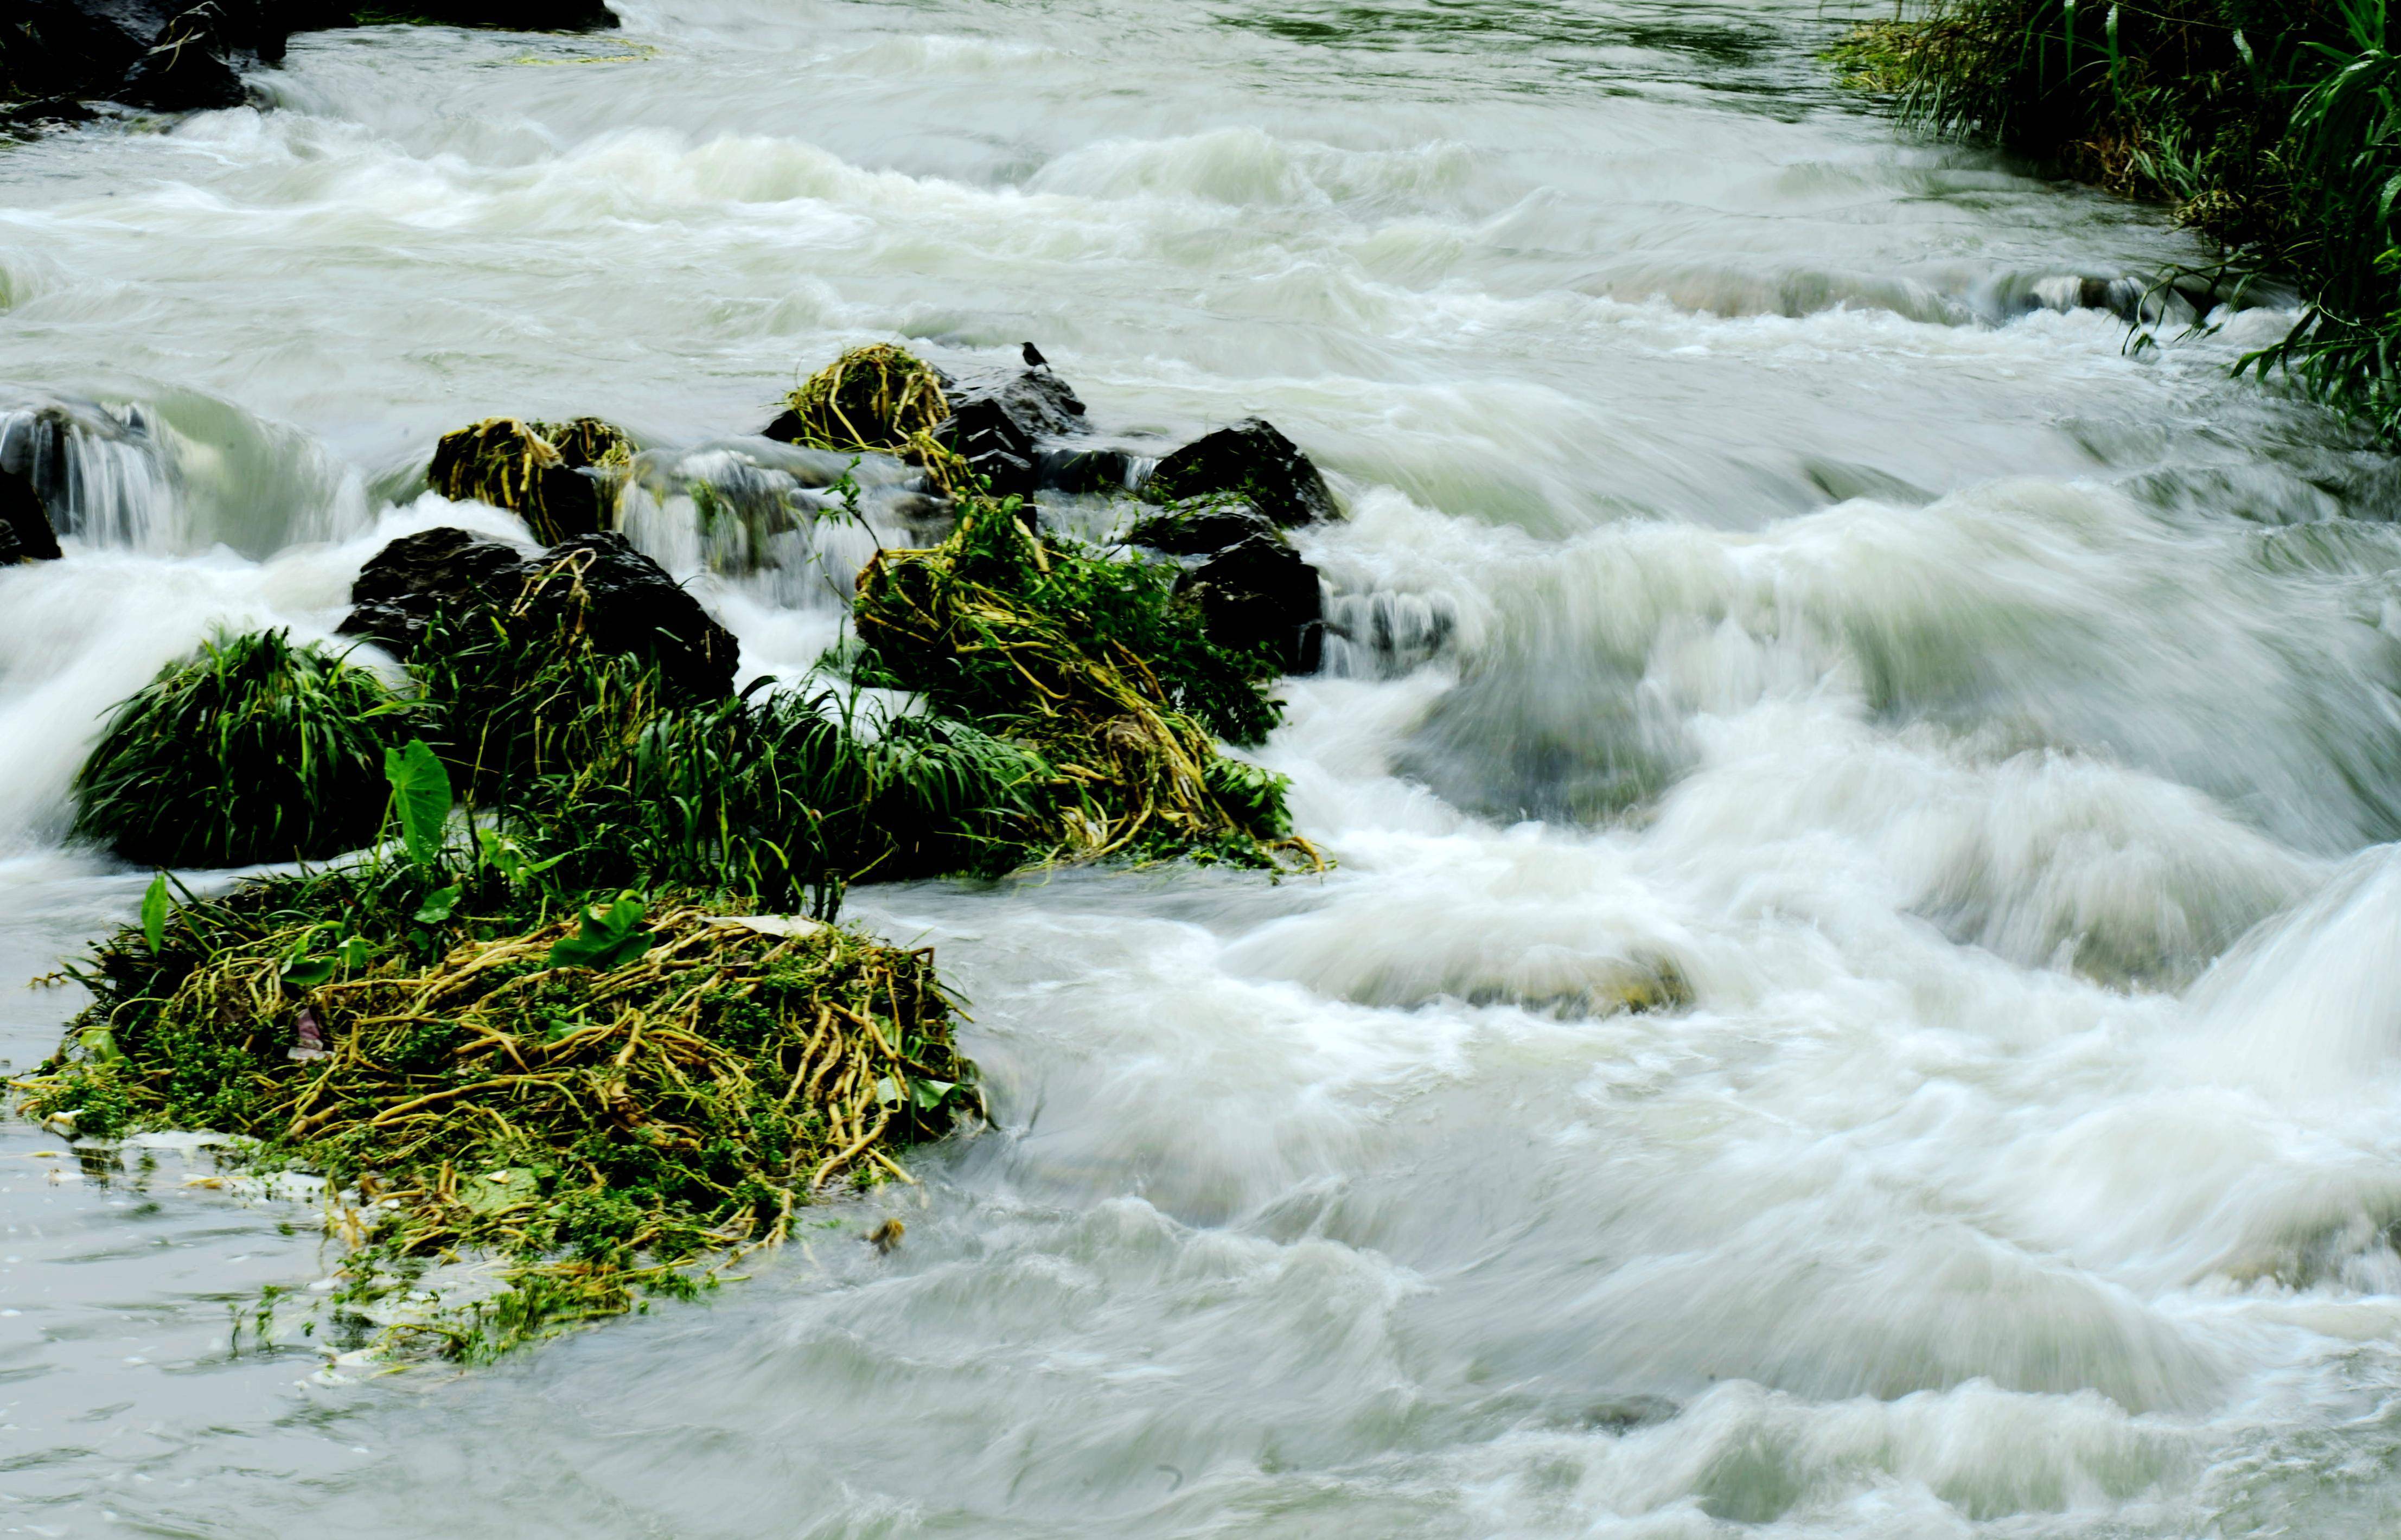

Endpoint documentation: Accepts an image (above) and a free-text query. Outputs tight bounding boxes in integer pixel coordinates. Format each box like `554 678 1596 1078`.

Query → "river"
7 1 2401 1534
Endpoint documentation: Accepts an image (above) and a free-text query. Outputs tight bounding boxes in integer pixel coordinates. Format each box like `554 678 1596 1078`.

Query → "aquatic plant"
769 344 965 490
71 629 416 868
854 494 1307 865
427 416 634 542
532 686 1049 916
18 870 974 1359
1835 0 2401 440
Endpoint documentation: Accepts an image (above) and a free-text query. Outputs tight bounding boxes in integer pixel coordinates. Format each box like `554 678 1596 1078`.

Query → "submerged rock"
403 0 618 27
1175 533 1324 674
340 525 737 702
1035 444 1142 495
1146 417 1338 528
427 416 632 545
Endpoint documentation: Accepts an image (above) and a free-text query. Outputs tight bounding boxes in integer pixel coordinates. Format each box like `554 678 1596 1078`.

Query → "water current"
9 1 2401 1533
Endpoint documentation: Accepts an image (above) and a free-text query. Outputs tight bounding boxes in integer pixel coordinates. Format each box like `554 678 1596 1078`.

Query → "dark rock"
934 367 1088 499
1146 418 1337 528
18 0 170 85
1036 445 1141 495
0 412 69 563
339 525 527 656
533 532 736 701
119 5 246 110
1175 533 1323 674
9 0 301 116
1127 495 1282 557
340 526 737 702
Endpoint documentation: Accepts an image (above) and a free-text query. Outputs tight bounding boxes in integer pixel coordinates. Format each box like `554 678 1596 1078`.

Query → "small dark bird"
1021 341 1049 370
867 1217 905 1255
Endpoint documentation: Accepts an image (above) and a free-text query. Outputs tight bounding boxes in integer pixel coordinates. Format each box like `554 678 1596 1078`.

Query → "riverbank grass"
1834 0 2401 439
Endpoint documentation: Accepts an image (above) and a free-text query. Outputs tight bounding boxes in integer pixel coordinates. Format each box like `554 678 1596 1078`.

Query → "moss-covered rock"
427 416 633 545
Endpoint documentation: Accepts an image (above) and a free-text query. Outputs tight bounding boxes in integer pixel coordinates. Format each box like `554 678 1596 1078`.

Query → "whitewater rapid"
9 2 2401 1535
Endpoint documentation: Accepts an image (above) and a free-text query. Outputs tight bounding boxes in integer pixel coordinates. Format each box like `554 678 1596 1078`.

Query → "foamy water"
7 2 2401 1535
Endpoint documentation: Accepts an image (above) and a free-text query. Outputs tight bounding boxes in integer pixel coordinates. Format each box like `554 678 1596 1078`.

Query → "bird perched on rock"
1021 342 1049 370
867 1217 905 1255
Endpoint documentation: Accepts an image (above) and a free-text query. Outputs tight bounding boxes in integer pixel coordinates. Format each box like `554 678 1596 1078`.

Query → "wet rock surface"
1145 417 1338 528
1175 532 1324 674
1126 494 1285 557
934 366 1089 498
0 407 76 563
340 526 737 701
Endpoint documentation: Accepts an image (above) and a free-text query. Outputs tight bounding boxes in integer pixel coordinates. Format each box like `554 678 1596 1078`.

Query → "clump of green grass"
854 493 1309 866
17 863 974 1360
532 686 1049 916
1836 0 2401 440
71 630 417 868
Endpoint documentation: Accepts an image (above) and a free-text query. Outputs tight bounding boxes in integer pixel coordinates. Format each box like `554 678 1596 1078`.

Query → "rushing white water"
9 2 2401 1534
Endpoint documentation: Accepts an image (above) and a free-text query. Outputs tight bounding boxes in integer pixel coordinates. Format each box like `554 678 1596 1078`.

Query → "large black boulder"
339 525 525 656
1147 418 1337 528
933 366 1088 499
339 526 737 703
1176 533 1323 675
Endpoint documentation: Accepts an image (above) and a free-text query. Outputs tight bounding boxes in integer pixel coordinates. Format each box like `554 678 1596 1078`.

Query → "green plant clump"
1835 0 2401 439
16 865 976 1359
768 344 964 491
72 629 417 868
428 416 634 544
854 493 1309 865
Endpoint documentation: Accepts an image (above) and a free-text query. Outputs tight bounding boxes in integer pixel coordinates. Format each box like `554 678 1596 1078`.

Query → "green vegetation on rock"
855 490 1307 866
427 416 633 543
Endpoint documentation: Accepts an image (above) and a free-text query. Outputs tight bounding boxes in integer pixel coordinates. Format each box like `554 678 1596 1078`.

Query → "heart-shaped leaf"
383 738 453 870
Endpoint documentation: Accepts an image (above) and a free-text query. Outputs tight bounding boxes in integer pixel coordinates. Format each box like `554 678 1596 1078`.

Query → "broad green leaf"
546 891 653 973
141 872 168 954
383 738 453 870
281 956 336 988
911 1077 954 1110
336 935 375 970
81 1025 125 1064
413 884 463 924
